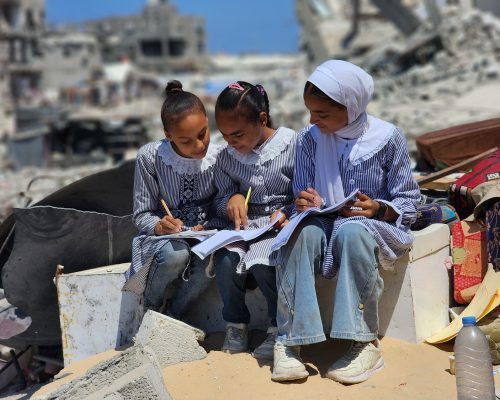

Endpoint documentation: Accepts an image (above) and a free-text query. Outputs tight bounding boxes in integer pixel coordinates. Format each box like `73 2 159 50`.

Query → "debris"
134 310 207 368
33 346 171 400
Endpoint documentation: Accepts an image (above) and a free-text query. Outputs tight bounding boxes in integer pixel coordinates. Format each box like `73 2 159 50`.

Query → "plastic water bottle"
454 316 495 400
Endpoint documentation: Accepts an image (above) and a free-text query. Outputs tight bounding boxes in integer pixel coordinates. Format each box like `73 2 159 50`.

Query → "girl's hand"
191 224 204 231
227 193 248 231
270 209 288 230
154 216 183 235
295 187 323 212
340 191 378 218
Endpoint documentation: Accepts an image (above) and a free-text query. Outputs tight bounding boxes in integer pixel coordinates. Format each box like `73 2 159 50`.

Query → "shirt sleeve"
292 127 317 198
132 146 161 235
378 129 420 227
213 152 240 218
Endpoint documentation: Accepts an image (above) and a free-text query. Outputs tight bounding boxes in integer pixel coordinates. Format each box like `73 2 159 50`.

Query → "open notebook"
147 229 218 242
191 214 283 260
271 189 359 252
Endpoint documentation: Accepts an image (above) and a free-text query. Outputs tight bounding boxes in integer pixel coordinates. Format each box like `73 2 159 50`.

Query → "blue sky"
45 0 299 54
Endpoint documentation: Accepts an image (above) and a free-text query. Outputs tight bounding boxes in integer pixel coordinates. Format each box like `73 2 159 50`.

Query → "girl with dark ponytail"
124 80 226 318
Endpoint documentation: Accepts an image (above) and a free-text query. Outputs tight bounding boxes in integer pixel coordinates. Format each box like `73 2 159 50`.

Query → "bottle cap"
462 316 476 326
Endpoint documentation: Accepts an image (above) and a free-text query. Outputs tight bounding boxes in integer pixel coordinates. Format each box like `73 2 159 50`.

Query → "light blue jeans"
276 218 384 346
144 239 210 317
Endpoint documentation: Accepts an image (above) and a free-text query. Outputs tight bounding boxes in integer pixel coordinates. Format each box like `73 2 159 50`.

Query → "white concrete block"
56 263 141 366
378 223 451 342
187 223 451 344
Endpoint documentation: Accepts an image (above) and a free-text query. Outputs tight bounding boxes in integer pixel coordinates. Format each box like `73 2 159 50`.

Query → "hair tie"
228 82 245 91
255 84 266 96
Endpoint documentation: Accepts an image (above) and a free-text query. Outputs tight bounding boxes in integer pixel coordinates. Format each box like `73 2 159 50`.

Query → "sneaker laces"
275 342 299 359
227 326 246 342
262 331 276 347
345 341 368 360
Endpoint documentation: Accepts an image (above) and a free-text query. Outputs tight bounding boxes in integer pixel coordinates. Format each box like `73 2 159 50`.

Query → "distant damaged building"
0 0 44 101
83 0 207 73
41 31 101 92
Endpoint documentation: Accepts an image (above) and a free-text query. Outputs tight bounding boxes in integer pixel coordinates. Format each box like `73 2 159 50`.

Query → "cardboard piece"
426 264 500 344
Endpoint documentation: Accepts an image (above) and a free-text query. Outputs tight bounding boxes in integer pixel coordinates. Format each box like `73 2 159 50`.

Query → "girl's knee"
334 224 372 249
250 264 276 283
214 249 240 271
155 241 190 267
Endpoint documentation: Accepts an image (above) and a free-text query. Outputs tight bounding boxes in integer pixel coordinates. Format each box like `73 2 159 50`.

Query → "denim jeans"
144 239 211 316
214 248 277 326
276 218 383 346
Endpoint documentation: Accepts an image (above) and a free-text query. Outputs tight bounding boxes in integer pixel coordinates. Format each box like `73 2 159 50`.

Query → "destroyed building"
82 0 207 73
296 0 500 67
40 31 101 93
0 0 45 103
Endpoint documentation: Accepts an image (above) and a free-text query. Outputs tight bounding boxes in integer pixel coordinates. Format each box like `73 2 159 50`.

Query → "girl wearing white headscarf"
272 60 420 384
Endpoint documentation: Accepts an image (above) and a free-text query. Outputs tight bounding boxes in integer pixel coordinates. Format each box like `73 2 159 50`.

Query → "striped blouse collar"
157 140 222 175
227 127 295 165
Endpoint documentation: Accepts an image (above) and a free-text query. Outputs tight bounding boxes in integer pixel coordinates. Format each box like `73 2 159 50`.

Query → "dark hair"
160 80 206 131
215 81 273 127
304 81 346 110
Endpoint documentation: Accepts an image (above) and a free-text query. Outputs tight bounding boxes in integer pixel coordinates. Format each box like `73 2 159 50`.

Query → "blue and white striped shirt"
125 140 226 283
293 124 420 277
214 127 297 269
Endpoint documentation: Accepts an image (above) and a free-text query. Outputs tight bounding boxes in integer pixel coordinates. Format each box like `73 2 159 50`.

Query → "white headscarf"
308 60 394 206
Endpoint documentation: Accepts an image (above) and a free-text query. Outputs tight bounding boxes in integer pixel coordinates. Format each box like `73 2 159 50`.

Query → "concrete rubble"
33 345 171 400
134 311 207 368
33 311 208 399
363 6 500 151
0 161 113 224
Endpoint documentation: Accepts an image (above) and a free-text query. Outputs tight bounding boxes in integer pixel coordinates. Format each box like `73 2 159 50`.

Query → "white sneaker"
252 326 277 362
326 340 384 384
222 323 248 354
271 341 309 381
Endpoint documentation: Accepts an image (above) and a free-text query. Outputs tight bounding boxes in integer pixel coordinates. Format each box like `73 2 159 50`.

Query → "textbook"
191 214 283 260
271 189 359 252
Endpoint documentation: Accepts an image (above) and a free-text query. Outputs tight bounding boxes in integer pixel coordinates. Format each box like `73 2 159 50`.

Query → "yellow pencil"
160 198 173 218
244 187 252 209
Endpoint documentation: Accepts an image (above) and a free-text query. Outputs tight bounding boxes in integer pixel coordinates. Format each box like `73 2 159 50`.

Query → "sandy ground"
163 333 458 400
27 331 470 400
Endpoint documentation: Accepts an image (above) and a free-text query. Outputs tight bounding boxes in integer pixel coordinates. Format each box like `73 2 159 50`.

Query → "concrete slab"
134 310 207 368
33 345 165 400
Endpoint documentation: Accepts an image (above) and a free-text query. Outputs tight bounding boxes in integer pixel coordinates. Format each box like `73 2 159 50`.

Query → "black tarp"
0 160 137 347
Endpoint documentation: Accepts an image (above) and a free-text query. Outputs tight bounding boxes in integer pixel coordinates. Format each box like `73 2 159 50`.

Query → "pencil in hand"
244 187 252 210
160 198 173 218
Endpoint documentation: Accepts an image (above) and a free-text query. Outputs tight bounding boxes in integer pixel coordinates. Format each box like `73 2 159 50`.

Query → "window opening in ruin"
3 4 20 28
168 39 186 57
140 40 162 57
26 9 35 31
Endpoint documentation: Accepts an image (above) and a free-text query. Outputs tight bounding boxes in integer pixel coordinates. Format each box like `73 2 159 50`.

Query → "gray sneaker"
222 323 248 354
271 341 309 381
252 326 277 362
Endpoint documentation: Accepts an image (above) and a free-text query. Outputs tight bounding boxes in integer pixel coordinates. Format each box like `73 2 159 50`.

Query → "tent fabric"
1 206 137 347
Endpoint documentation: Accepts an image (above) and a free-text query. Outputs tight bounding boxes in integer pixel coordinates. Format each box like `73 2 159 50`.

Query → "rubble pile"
0 161 112 224
367 7 500 148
